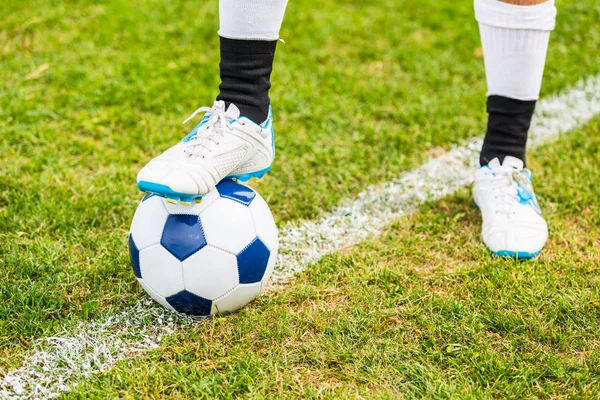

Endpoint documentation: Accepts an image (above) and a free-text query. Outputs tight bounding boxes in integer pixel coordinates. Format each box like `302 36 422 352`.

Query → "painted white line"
0 300 196 400
2 75 600 399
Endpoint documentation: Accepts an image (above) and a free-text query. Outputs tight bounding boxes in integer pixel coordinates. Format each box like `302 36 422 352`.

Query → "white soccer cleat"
137 100 274 204
473 156 548 259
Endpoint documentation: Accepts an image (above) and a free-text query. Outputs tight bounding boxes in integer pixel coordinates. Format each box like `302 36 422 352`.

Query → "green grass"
1 0 600 396
70 119 600 398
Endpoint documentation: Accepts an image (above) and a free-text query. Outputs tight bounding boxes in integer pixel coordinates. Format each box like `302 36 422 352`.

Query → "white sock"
219 0 289 41
475 0 556 101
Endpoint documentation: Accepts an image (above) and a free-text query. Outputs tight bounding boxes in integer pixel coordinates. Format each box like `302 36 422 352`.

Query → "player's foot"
473 156 548 259
137 100 274 205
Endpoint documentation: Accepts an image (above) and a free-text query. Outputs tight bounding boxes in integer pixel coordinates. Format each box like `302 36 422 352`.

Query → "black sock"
216 37 277 124
479 95 537 167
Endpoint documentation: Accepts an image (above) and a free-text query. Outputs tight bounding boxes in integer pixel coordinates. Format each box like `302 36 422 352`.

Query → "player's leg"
472 0 556 258
137 0 288 204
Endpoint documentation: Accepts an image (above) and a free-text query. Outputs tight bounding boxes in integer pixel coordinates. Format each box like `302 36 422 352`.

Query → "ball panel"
216 179 256 206
164 186 219 215
138 278 176 312
249 194 278 251
129 233 142 279
182 246 239 300
261 246 278 290
160 214 207 261
139 245 185 297
200 198 256 254
130 195 169 250
214 282 261 315
166 290 214 317
132 181 276 316
237 238 271 284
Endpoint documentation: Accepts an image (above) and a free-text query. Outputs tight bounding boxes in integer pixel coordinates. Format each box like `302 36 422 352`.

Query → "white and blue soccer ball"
128 179 278 317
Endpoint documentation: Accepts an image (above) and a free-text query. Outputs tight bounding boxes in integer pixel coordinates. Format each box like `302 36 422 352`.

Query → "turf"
69 119 600 398
1 0 599 396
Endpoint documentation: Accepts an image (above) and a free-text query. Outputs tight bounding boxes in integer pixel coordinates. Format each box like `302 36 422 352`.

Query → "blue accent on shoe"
216 179 256 206
492 249 542 259
237 238 270 284
178 195 195 205
182 115 211 143
160 214 207 261
226 166 271 183
516 182 541 213
516 185 533 203
128 234 142 279
271 124 275 157
137 181 203 201
166 290 212 316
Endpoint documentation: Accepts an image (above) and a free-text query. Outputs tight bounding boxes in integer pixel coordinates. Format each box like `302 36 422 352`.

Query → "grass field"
1 0 600 398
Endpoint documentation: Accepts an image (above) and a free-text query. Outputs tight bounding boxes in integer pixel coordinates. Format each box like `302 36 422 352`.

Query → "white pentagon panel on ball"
163 186 220 215
130 195 169 250
214 282 262 314
261 247 278 290
182 246 239 300
249 193 279 251
200 198 256 254
139 244 185 298
138 278 176 312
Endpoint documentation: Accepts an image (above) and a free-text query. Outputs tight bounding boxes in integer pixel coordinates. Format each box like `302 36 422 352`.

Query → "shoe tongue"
487 158 502 169
224 103 241 119
487 156 523 171
501 156 524 170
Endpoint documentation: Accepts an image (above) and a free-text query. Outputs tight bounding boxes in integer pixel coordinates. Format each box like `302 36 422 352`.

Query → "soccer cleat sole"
491 249 542 259
137 165 271 204
227 166 271 183
138 181 203 205
162 194 199 206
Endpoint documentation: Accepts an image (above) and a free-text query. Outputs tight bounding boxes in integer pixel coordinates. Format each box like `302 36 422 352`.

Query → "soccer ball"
128 179 278 317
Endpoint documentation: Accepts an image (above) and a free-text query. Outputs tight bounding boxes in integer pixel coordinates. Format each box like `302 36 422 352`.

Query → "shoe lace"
483 168 529 217
182 102 233 158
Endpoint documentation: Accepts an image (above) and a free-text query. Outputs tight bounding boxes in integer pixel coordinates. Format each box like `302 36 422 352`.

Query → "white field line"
2 75 600 399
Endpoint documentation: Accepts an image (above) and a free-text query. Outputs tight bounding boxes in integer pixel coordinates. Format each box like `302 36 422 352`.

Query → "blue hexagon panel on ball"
129 180 279 317
128 233 142 279
161 214 207 261
166 290 213 317
237 238 271 284
216 179 256 206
